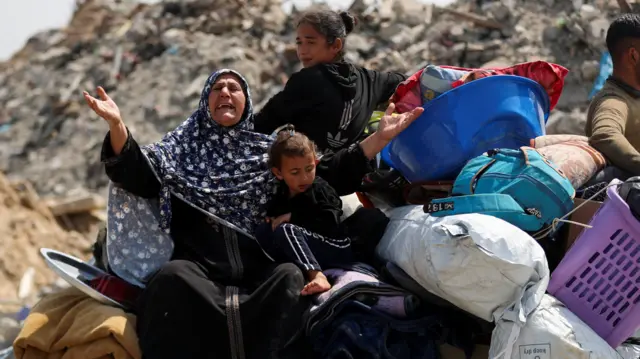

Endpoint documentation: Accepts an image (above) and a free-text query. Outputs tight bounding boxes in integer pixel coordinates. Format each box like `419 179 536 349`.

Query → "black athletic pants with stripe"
255 223 353 272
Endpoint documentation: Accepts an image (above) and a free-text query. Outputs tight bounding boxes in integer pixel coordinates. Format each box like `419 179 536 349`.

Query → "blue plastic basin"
381 75 549 182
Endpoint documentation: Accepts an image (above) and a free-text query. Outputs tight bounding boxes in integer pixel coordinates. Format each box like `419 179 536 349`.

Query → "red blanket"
390 61 568 112
390 69 424 113
445 61 569 111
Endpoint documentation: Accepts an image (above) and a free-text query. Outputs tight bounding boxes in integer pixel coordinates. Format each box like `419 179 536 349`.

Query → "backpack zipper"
470 159 497 194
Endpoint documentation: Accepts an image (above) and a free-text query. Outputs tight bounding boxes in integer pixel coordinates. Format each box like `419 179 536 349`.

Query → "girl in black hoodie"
253 9 407 153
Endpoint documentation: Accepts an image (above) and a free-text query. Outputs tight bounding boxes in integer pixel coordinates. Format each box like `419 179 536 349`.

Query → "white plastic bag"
376 206 549 323
617 343 640 359
491 294 621 359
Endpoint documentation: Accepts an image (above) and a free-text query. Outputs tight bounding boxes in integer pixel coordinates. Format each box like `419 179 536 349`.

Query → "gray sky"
0 0 453 61
1 0 76 60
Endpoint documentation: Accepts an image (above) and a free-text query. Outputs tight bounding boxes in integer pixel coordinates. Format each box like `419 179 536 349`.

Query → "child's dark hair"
297 9 358 59
268 125 318 169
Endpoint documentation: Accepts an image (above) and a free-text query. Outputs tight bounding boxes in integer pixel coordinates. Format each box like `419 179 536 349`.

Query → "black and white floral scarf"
141 69 274 236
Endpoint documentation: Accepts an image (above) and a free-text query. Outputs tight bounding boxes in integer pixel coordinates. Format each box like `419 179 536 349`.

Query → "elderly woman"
83 69 422 359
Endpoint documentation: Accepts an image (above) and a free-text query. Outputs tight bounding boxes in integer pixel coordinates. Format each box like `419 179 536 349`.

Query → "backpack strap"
423 193 543 232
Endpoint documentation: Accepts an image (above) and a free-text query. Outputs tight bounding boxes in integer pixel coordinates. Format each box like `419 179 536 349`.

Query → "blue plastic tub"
381 75 549 182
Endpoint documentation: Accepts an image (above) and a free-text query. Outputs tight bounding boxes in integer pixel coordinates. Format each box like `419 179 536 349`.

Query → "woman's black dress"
102 131 372 359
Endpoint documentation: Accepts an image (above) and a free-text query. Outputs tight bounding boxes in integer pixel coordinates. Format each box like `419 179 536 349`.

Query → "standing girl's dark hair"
297 10 358 59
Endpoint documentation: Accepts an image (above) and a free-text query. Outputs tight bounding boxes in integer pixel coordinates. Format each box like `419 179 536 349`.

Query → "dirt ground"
0 172 95 302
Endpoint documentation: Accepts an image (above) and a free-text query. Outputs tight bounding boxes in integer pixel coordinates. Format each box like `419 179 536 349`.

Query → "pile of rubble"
0 0 633 199
0 169 93 352
0 167 106 353
0 171 93 301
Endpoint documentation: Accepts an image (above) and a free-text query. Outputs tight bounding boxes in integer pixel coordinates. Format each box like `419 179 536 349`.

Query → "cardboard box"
564 198 603 252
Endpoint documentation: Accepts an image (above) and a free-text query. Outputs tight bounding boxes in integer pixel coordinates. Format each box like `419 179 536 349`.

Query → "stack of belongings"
361 60 572 209
359 60 640 357
13 56 640 358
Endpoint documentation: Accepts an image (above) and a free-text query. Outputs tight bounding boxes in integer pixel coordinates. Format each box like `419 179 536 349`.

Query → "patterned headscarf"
141 69 274 236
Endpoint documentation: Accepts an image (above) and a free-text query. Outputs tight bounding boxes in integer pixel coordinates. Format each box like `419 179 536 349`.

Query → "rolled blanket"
530 134 589 148
529 135 606 189
13 288 140 359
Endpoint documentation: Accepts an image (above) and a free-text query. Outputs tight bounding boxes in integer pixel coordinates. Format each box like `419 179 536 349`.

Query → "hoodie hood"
318 61 358 100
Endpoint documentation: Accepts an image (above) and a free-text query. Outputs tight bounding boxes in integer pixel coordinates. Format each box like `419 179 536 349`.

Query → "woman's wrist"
109 119 125 131
359 132 389 160
108 121 128 156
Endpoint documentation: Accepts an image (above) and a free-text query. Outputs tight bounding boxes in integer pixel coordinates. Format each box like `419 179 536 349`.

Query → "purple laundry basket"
548 179 640 348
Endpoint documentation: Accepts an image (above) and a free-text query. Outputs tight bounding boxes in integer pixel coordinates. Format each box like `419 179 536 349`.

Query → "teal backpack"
424 147 575 234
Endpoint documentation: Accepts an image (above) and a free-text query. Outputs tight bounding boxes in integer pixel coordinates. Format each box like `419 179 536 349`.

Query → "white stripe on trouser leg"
282 224 315 270
281 224 310 270
319 236 351 248
298 227 350 248
283 224 315 270
285 224 317 268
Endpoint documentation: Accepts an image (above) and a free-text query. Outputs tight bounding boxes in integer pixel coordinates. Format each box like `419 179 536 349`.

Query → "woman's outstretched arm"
84 87 160 198
317 103 424 195
107 121 128 155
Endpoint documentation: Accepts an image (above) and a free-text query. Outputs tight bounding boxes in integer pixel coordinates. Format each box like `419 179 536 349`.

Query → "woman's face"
296 23 342 68
208 74 246 127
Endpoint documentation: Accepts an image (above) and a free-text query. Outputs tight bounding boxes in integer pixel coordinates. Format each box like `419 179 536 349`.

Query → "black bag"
342 207 389 264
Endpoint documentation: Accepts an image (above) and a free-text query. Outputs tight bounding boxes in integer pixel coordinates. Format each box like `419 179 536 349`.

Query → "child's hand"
271 213 291 231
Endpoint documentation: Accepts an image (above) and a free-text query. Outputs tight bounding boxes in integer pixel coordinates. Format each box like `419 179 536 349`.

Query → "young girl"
254 9 406 153
256 126 353 295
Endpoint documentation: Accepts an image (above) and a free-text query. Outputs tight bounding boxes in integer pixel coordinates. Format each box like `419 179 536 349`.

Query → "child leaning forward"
255 125 353 295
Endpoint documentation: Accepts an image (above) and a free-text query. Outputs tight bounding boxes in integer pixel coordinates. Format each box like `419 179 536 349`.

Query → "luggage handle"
424 193 543 232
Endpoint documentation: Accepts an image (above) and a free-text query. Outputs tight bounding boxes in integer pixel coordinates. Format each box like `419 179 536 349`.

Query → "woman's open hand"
358 103 424 160
376 103 424 142
83 86 122 128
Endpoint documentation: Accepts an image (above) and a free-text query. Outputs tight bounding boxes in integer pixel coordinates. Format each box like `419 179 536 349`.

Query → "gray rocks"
546 109 588 136
581 60 600 82
0 315 20 352
0 0 627 197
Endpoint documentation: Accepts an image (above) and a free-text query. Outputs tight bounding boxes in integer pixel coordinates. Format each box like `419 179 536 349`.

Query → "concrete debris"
0 315 20 355
0 172 92 301
0 0 630 200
